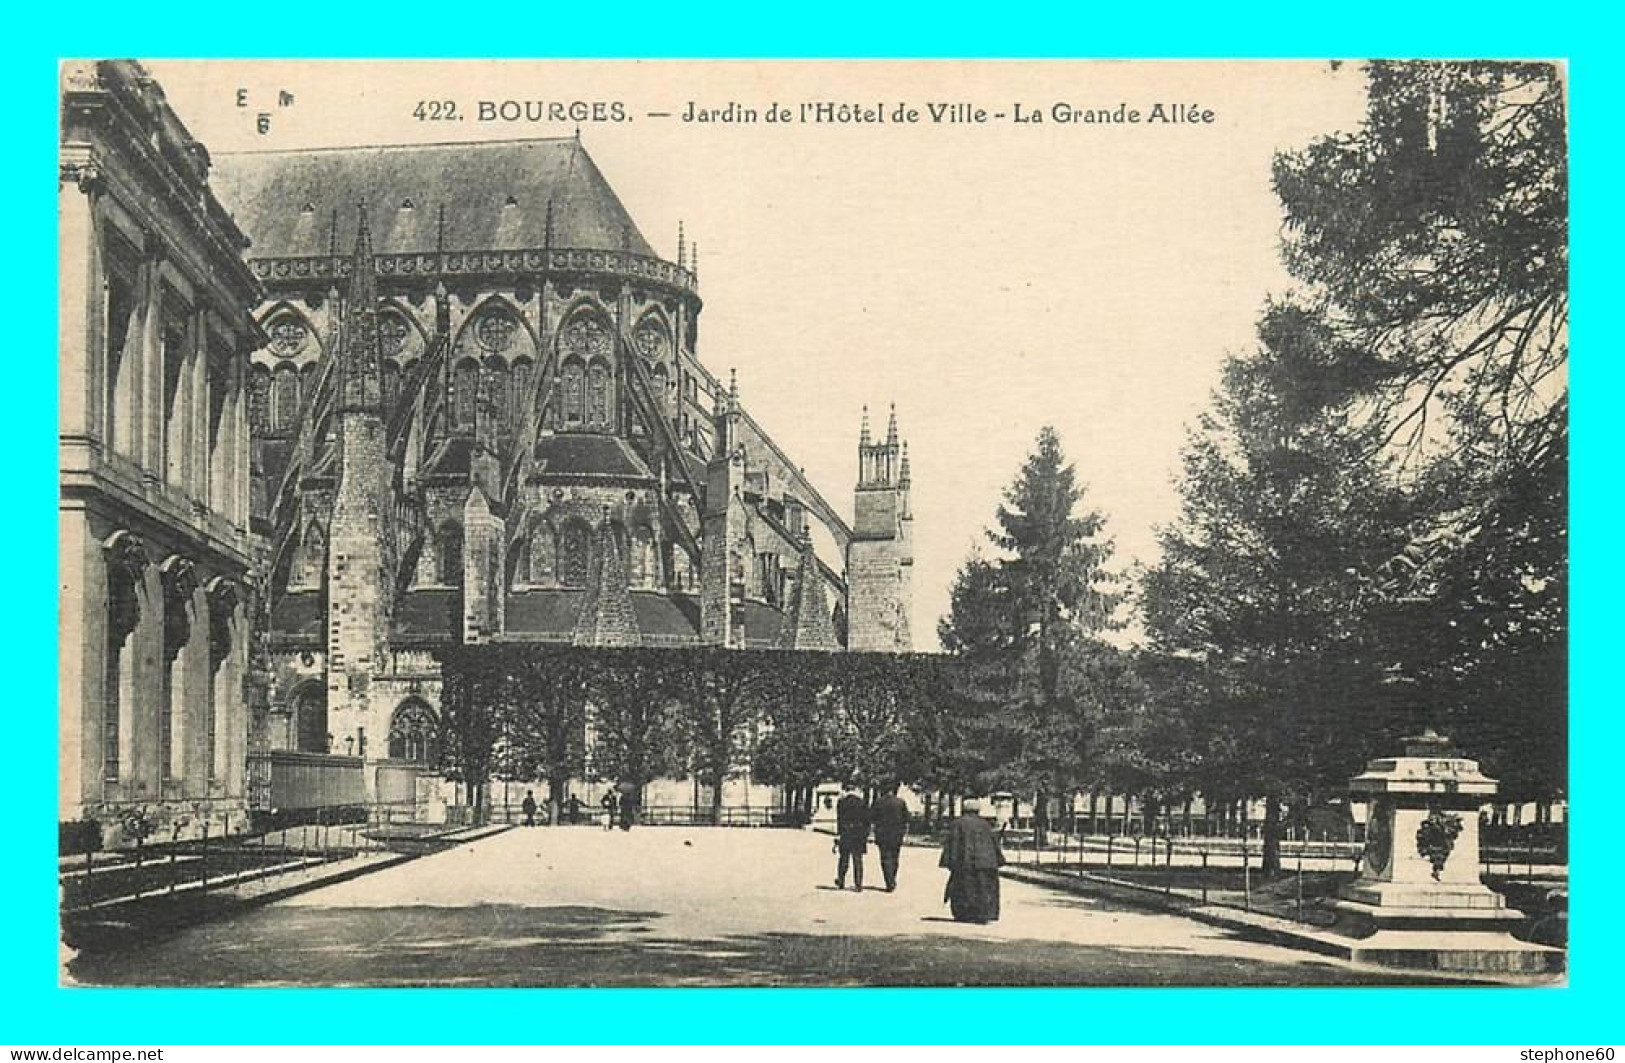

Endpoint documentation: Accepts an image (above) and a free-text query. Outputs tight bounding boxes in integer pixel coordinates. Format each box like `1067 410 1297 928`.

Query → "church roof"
211 138 656 260
533 433 655 481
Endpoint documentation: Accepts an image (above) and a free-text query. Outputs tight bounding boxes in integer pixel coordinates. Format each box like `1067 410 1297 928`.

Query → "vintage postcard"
57 59 1567 987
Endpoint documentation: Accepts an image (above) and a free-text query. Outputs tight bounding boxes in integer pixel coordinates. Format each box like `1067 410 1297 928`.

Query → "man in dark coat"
939 799 1006 923
870 783 911 892
600 789 618 830
834 784 872 892
521 790 538 827
618 788 637 831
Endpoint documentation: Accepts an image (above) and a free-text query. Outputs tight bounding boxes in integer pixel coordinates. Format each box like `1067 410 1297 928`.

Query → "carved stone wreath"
1415 807 1463 881
268 317 307 357
475 312 517 353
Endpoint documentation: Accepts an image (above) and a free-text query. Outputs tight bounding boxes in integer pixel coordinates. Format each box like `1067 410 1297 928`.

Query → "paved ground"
65 826 1465 987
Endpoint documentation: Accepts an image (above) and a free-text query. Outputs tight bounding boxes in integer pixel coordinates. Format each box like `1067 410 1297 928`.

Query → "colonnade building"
59 61 264 841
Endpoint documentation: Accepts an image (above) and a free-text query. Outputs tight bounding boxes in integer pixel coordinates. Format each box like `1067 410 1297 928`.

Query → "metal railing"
59 799 429 916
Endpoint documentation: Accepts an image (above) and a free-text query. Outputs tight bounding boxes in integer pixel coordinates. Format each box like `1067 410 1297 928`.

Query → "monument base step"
1327 897 1526 933
1345 929 1564 975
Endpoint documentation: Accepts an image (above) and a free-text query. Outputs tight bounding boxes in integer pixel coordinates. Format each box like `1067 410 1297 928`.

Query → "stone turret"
326 208 389 751
847 403 913 651
700 371 747 645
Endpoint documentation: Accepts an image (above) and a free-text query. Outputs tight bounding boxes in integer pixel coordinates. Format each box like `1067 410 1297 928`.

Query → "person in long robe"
939 799 1006 923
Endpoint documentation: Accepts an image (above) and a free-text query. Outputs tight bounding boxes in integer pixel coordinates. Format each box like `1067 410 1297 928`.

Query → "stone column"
58 169 97 445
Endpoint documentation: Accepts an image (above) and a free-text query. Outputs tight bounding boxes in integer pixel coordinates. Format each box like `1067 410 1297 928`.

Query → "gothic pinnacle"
900 440 911 484
885 403 899 446
860 405 871 446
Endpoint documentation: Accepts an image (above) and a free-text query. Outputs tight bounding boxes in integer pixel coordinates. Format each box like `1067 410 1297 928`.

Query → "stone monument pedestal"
1325 730 1562 975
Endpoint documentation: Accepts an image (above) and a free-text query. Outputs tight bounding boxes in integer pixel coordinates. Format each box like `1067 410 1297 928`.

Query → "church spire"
859 405 871 446
885 403 899 446
337 202 381 413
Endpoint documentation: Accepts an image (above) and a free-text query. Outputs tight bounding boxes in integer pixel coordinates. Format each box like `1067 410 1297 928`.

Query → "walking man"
521 789 538 828
870 782 910 892
834 782 871 892
601 789 618 830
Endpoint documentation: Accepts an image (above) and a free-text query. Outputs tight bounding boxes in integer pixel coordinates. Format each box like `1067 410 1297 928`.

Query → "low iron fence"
59 799 427 916
995 828 1567 928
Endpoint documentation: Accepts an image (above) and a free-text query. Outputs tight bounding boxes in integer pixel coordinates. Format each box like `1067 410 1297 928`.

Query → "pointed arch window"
512 358 534 430
560 359 585 425
388 699 439 765
586 360 612 430
453 358 479 430
293 684 328 754
528 522 556 585
484 357 512 433
438 521 463 585
557 520 591 589
270 365 300 434
630 525 657 589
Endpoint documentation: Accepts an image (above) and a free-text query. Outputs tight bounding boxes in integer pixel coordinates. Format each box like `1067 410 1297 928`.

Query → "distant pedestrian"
940 799 1005 923
521 790 538 828
870 783 910 892
834 782 871 892
567 793 584 825
601 790 618 830
618 788 637 832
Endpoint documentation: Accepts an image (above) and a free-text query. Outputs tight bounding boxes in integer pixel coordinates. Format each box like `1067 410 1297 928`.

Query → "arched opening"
560 358 585 427
292 683 329 754
528 521 556 585
270 364 300 435
437 521 463 585
630 525 657 589
452 358 479 431
557 519 592 589
586 359 613 431
388 699 439 765
484 357 511 433
511 357 534 430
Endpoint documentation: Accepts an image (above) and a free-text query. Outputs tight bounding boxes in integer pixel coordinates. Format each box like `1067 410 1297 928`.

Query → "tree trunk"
1143 793 1161 839
1262 794 1283 876
1034 789 1049 847
1088 789 1099 834
548 775 568 828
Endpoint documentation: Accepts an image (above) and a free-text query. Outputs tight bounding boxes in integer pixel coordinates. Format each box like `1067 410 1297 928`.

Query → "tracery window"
267 315 308 358
453 358 479 430
378 311 410 358
475 311 518 354
270 365 300 434
586 360 612 430
560 359 585 425
484 358 511 432
388 700 439 765
512 358 534 429
563 315 612 359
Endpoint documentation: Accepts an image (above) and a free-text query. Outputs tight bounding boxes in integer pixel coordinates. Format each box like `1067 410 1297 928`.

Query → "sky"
146 59 1371 649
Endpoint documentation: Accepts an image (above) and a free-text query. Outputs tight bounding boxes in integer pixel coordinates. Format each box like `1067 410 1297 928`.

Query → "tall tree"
668 647 768 822
1143 305 1415 873
496 649 590 826
939 427 1122 839
1272 60 1568 798
588 650 685 798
